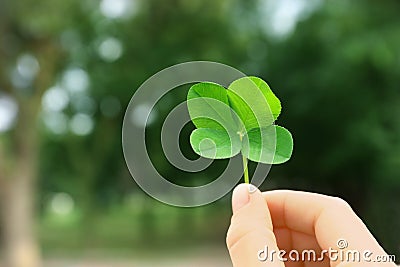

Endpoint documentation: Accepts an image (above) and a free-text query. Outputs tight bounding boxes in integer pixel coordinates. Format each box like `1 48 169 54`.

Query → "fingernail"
248 184 258 194
232 184 250 213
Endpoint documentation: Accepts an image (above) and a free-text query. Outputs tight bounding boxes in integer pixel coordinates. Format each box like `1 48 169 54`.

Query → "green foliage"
187 77 293 182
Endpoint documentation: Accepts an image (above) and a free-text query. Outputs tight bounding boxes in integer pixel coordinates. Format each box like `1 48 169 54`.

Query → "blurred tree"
0 0 70 265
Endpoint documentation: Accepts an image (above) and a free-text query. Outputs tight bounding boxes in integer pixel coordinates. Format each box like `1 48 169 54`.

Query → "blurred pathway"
39 247 232 267
43 258 231 267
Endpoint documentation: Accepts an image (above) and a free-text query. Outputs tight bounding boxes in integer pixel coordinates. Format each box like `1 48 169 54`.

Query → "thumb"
226 184 284 267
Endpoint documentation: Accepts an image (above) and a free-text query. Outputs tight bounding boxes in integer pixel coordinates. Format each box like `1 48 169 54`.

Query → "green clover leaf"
187 76 293 183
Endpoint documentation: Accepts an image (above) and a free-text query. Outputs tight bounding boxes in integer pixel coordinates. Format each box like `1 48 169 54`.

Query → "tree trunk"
1 168 40 267
0 100 41 267
0 22 58 265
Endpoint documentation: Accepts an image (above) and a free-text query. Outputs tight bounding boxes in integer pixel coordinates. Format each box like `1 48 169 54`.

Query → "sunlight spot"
0 94 18 132
262 0 321 38
17 53 40 80
50 193 74 216
100 0 136 19
10 69 31 89
98 37 123 62
42 112 68 135
70 113 94 136
130 103 157 128
42 86 69 112
62 68 90 93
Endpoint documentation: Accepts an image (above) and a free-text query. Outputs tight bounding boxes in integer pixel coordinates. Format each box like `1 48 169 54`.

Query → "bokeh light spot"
50 193 75 216
98 37 123 62
0 93 18 133
70 113 94 136
42 86 70 112
62 68 90 93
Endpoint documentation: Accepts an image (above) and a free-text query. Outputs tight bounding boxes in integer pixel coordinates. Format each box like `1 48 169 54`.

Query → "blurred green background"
0 0 399 266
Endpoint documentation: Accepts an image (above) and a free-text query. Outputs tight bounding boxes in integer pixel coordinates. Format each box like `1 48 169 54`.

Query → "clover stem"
242 154 249 184
239 132 250 184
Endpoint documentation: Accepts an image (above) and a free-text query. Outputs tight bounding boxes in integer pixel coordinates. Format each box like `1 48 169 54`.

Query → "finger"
263 190 395 267
227 184 284 267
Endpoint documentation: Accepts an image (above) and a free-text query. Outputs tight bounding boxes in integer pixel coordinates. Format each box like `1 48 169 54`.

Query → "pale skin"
226 184 398 267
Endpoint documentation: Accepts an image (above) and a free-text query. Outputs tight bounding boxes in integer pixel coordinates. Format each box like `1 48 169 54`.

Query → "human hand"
226 184 397 267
